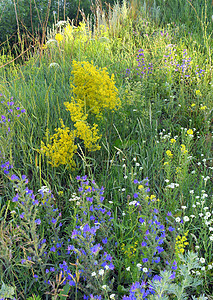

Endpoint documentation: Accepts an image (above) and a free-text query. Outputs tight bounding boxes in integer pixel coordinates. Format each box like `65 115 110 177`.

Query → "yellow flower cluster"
166 150 173 158
180 144 188 154
55 33 63 42
70 60 120 117
41 60 120 167
41 120 77 167
175 231 189 254
170 138 176 144
121 241 138 259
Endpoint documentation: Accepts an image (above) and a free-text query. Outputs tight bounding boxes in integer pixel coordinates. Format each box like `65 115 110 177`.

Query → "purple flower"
35 219 41 225
154 257 160 263
90 244 103 254
20 212 25 219
156 246 164 253
142 258 148 263
51 218 57 224
102 238 108 244
12 194 19 202
168 226 175 232
141 241 147 247
11 174 19 181
33 274 38 282
133 193 139 198
50 246 56 252
167 211 172 216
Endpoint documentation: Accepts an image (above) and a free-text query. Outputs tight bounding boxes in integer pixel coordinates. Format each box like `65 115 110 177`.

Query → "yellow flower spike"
195 90 201 96
191 103 196 107
164 162 169 165
200 105 207 110
55 33 63 42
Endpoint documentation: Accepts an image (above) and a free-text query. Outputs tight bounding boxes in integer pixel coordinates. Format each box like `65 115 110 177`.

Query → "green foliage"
148 252 206 299
0 282 16 299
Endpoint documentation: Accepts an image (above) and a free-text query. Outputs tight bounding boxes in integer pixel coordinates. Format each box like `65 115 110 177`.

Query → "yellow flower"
187 129 193 135
180 144 188 154
138 185 144 190
55 33 63 42
170 138 176 144
40 119 77 167
191 103 196 107
164 162 169 165
42 44 47 50
176 167 181 173
70 60 120 117
195 90 201 96
166 150 173 158
200 105 207 110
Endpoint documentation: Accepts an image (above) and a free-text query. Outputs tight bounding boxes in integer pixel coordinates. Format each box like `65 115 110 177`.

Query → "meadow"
0 0 212 299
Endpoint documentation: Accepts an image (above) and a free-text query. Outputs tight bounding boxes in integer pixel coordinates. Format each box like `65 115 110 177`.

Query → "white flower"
196 271 201 275
210 236 213 241
183 216 189 222
195 245 200 249
102 285 107 290
209 227 213 231
122 212 126 216
109 201 113 204
190 215 195 218
124 176 128 179
99 269 104 276
175 217 181 223
204 207 209 210
200 258 205 264
135 163 140 167
192 204 196 208
105 265 109 270
121 188 126 192
199 213 203 217
201 266 205 271
110 294 115 299
208 265 213 270
206 212 211 218
165 179 170 183
133 157 137 161
91 272 96 276
190 190 194 194
166 183 179 188
181 206 187 210
139 167 143 170
137 263 142 268
195 196 200 199
201 194 208 199
126 267 130 271
143 268 148 273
